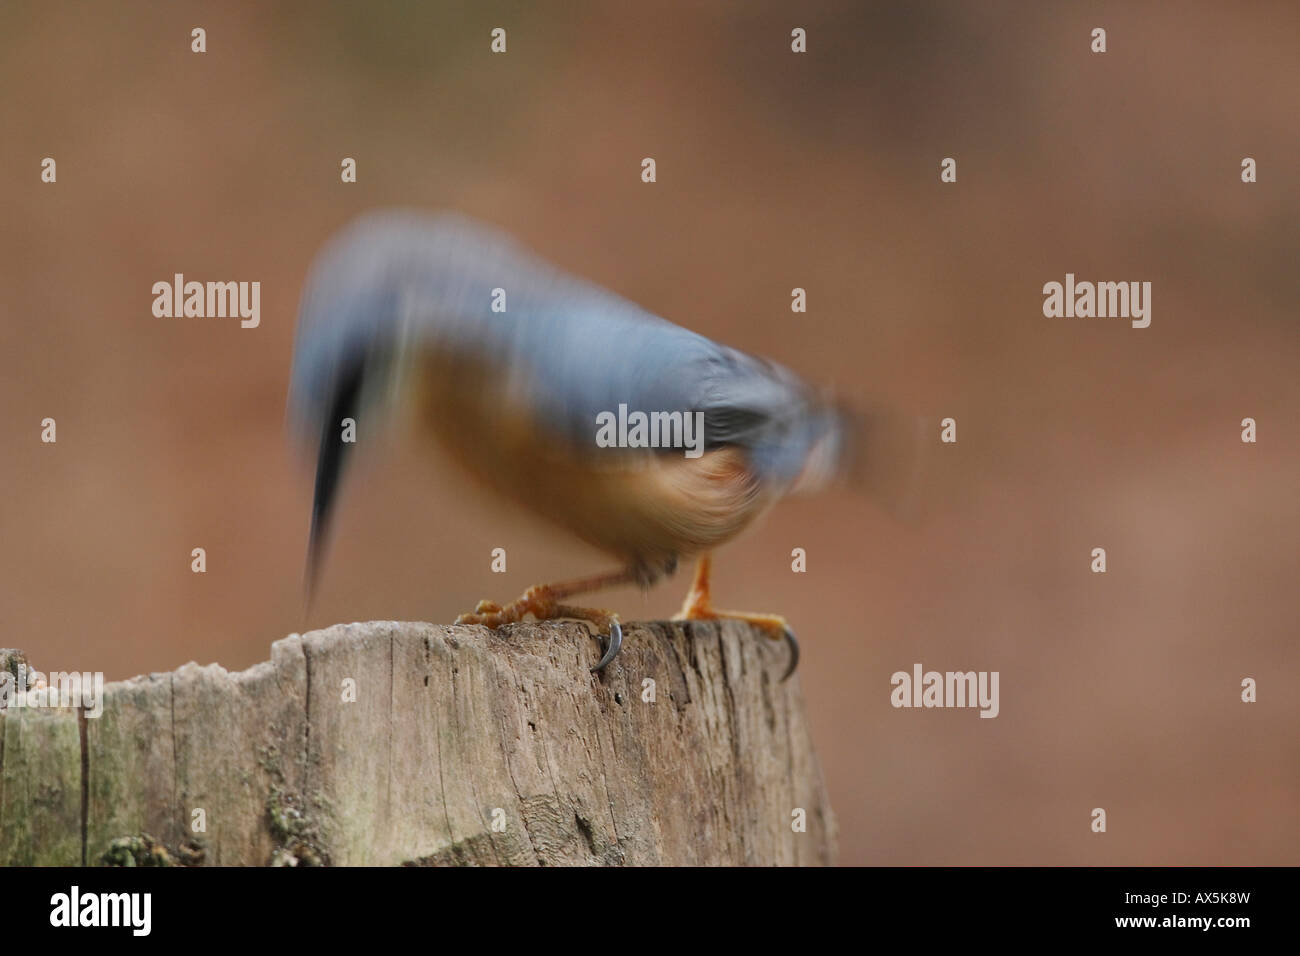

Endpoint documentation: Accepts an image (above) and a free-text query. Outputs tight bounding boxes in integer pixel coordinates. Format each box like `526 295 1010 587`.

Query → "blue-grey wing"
291 210 832 484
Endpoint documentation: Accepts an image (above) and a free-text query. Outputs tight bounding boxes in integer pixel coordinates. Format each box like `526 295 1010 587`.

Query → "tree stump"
0 620 836 866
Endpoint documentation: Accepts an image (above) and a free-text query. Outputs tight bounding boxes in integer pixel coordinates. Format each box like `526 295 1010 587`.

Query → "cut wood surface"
0 620 835 866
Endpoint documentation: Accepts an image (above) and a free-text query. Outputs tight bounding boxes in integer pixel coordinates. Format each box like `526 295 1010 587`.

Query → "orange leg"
673 554 799 681
455 568 632 672
675 553 714 618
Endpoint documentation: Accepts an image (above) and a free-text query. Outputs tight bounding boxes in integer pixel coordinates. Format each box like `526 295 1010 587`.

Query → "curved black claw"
591 618 624 673
779 627 800 682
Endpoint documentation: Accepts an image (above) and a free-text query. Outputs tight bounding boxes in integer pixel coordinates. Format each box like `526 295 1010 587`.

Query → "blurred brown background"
2 1 1297 865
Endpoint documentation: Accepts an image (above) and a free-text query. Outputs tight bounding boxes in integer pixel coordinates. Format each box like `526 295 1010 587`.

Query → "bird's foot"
454 585 554 629
556 606 623 673
673 601 799 682
455 585 624 673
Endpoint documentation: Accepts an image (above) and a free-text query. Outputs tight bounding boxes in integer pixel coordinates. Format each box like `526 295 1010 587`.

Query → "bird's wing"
292 210 837 484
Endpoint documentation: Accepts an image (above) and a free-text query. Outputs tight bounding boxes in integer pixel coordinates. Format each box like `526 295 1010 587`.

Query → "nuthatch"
289 211 921 680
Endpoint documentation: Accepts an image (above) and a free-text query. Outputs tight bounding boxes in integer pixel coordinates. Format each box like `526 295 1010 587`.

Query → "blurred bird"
289 211 923 680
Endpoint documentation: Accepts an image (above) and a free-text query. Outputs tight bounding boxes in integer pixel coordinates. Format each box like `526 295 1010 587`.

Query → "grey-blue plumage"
289 210 839 487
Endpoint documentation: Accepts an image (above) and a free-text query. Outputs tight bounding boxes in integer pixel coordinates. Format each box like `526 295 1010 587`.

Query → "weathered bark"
0 620 836 866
